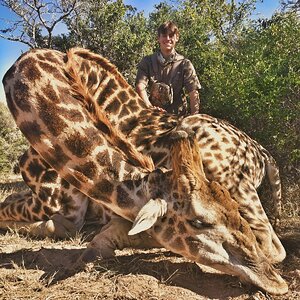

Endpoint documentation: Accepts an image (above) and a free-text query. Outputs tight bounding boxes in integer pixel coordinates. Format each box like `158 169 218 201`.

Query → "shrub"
0 103 28 176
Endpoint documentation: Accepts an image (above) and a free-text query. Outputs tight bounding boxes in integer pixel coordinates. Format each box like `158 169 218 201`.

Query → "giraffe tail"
263 149 282 227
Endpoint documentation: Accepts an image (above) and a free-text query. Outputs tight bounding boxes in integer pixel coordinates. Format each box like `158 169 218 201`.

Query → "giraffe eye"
187 219 213 229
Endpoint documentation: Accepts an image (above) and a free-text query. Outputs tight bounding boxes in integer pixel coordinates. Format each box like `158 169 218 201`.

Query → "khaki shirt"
136 51 201 115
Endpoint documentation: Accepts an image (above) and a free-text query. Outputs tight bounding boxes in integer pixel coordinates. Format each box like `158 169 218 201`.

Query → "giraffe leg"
1 149 111 240
0 188 91 239
232 181 286 263
80 216 162 262
0 148 91 238
0 214 77 238
2 190 31 203
0 190 85 238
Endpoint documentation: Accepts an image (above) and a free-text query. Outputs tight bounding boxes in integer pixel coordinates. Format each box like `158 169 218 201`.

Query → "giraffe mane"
171 131 207 184
70 47 131 89
66 48 154 172
171 132 241 227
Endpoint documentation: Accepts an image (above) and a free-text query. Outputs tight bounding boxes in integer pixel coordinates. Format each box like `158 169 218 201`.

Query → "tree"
65 0 151 84
201 11 300 166
281 0 300 12
0 0 78 48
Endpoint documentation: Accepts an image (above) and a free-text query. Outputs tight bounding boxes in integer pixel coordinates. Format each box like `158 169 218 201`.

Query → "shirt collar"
157 50 177 66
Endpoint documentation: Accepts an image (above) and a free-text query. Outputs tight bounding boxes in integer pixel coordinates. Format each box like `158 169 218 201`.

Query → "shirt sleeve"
135 56 150 87
183 59 201 93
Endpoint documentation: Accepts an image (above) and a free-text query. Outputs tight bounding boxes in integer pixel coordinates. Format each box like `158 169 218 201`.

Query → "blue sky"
0 0 281 102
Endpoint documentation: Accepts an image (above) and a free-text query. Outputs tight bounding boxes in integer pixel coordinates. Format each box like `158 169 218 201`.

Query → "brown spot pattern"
19 57 42 82
96 150 111 166
39 61 65 82
13 80 32 112
106 97 122 113
44 144 71 172
41 83 59 103
19 121 43 145
28 159 45 180
75 161 98 180
116 186 134 208
178 221 187 234
36 95 66 137
89 179 114 199
162 226 175 241
65 132 93 158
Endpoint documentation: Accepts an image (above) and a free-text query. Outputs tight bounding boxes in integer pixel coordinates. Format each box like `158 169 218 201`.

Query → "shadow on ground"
0 246 251 299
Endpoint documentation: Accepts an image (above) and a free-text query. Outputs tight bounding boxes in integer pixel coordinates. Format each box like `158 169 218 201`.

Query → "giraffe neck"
3 48 159 222
68 48 147 127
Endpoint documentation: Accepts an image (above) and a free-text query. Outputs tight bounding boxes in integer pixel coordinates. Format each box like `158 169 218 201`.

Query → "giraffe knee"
51 214 78 235
86 217 132 257
42 215 77 238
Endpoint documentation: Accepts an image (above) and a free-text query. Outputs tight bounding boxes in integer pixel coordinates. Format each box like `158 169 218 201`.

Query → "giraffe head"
129 130 287 295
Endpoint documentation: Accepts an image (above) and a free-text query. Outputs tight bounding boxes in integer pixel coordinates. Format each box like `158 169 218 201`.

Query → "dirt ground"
0 181 299 300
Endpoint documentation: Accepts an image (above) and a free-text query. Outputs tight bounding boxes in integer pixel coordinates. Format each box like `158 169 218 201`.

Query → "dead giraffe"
1 48 285 265
2 53 288 293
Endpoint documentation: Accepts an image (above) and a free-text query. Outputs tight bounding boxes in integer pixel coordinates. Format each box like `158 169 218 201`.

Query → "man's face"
157 30 179 53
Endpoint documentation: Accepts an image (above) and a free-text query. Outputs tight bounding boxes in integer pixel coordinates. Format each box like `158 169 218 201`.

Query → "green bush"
201 12 299 168
0 103 28 176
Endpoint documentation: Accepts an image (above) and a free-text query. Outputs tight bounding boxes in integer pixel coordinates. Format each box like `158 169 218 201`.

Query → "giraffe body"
1 48 287 294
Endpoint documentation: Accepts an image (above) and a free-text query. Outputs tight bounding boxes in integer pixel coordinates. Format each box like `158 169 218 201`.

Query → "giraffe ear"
128 198 167 235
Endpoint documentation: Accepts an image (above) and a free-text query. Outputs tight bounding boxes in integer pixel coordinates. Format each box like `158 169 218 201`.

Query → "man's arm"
136 82 152 107
189 89 200 114
135 57 153 107
183 59 201 114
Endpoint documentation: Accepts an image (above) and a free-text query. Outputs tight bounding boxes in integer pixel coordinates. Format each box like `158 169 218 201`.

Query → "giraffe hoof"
44 215 77 238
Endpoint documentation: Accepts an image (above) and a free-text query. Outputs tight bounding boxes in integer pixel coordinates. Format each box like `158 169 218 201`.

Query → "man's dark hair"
157 21 179 37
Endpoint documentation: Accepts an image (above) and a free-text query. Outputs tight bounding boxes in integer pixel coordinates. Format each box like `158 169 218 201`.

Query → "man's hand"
153 106 166 112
